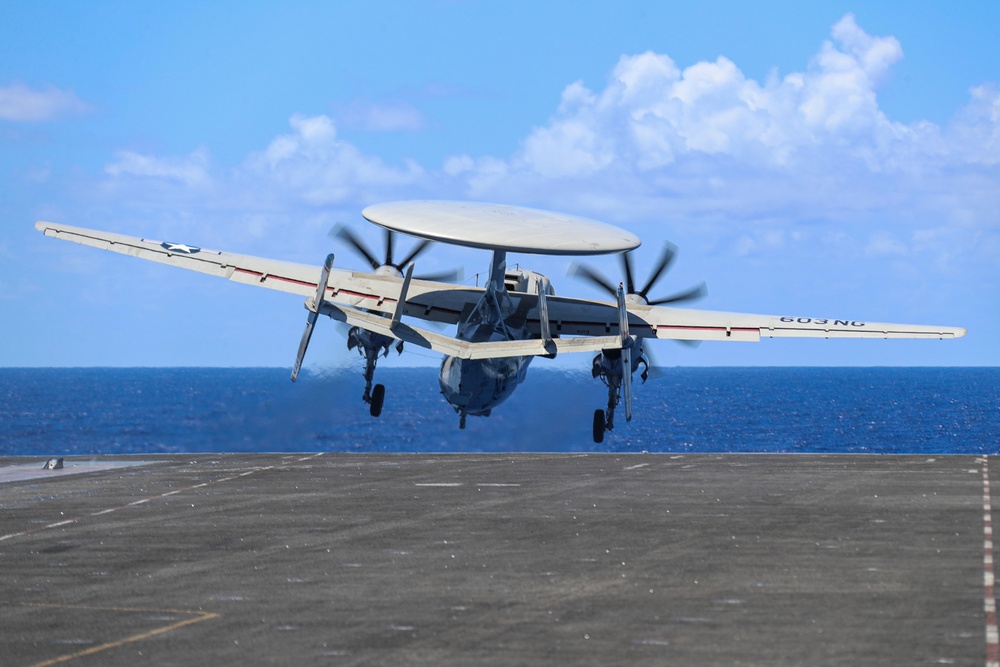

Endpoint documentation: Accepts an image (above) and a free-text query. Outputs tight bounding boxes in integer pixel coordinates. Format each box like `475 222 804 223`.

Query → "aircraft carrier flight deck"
1 453 996 666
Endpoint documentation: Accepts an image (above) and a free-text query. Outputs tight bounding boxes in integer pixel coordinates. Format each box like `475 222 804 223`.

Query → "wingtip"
34 220 49 232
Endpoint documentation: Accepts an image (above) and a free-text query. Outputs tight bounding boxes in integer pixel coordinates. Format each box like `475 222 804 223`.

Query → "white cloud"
242 114 424 206
99 114 425 216
87 14 998 265
519 114 612 178
829 13 902 85
508 12 909 177
865 231 908 257
105 148 213 188
428 12 999 249
947 84 1000 166
0 81 90 122
443 154 474 176
342 101 427 132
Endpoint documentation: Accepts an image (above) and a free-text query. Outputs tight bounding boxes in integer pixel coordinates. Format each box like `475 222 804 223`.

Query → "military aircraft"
35 200 966 443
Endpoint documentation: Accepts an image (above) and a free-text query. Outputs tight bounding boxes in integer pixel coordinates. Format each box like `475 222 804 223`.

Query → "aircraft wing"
36 222 965 358
34 221 481 320
34 221 562 355
37 221 334 295
636 304 967 341
403 287 966 341
536 295 966 341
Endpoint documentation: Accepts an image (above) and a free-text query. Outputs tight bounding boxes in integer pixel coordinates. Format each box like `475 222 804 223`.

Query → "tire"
592 409 605 443
370 383 385 417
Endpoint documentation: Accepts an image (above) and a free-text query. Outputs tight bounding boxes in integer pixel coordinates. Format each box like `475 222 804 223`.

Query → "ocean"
1 367 997 455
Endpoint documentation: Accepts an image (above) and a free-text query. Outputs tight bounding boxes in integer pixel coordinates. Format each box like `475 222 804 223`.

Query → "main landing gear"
592 409 607 444
348 326 400 418
369 383 385 417
590 348 649 443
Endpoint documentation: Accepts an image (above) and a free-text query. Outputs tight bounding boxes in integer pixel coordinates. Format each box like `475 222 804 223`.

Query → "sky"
1 1 997 369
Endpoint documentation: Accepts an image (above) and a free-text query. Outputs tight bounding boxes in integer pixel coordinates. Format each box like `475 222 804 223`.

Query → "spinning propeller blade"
332 226 380 270
397 239 432 268
636 243 677 300
331 225 458 281
568 263 618 295
647 282 708 306
570 241 707 307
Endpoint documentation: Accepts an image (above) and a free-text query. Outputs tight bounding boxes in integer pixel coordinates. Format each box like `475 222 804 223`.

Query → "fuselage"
436 254 548 420
438 343 531 417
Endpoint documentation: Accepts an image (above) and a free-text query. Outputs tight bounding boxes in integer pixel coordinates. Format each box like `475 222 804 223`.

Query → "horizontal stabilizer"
318 301 622 360
391 262 414 331
292 254 335 382
618 284 633 422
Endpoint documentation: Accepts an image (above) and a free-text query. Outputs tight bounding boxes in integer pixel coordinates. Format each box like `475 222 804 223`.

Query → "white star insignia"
161 242 201 254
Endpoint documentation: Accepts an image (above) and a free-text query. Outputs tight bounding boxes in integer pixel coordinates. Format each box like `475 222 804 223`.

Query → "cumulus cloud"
947 84 1000 166
420 12 998 259
89 13 998 263
509 12 914 179
0 81 90 121
241 113 424 206
100 115 425 219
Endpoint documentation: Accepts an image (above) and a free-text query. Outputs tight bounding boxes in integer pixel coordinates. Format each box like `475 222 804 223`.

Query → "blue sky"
2 1 997 368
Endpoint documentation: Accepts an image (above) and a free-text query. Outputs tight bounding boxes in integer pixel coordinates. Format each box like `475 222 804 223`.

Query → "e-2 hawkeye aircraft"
36 200 966 443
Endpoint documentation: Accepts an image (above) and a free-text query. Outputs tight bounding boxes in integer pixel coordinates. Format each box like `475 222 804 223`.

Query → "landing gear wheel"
592 409 606 444
369 383 385 417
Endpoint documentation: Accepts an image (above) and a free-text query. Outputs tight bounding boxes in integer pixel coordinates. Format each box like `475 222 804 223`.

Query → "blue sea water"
1 367 997 455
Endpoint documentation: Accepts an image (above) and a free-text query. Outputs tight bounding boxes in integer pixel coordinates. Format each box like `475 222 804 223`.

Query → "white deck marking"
982 457 998 667
624 463 650 471
414 482 520 488
0 458 300 544
0 459 164 484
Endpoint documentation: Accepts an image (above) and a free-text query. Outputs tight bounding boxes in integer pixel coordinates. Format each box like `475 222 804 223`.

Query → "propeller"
570 241 707 307
331 225 462 282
